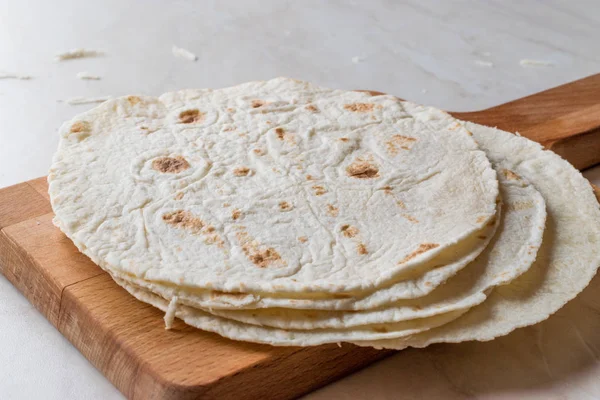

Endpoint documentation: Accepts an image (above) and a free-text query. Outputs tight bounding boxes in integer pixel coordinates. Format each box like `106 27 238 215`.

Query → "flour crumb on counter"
65 96 112 105
519 59 554 67
0 72 33 80
55 48 104 61
352 56 365 64
76 72 102 80
474 60 494 67
172 45 198 61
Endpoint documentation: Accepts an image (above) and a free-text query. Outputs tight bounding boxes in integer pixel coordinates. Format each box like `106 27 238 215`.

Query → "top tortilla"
49 78 498 294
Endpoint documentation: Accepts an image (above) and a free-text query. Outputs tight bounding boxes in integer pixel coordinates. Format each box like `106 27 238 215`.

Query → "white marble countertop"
1 1 599 399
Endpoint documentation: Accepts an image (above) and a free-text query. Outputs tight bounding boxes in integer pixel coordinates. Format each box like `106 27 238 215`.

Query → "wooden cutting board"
1 74 600 400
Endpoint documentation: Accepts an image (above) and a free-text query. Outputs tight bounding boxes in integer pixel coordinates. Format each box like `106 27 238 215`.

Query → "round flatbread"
49 78 498 295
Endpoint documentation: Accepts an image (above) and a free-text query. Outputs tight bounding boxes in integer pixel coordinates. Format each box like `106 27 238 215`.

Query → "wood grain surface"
1 74 599 400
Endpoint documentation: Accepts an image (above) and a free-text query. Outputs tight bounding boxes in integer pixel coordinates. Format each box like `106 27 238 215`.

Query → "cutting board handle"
453 73 600 170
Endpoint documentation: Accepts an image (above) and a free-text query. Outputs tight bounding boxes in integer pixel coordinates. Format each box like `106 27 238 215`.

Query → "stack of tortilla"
48 78 600 348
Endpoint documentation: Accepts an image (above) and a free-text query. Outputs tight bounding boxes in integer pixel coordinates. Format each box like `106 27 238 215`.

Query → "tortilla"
49 78 498 295
354 122 600 349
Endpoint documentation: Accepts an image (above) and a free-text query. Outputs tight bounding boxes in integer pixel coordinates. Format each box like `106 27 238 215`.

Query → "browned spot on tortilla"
424 281 433 287
305 104 318 112
477 235 487 240
223 125 235 132
402 214 419 223
357 243 368 255
152 156 190 173
233 167 251 176
275 127 285 140
476 215 488 224
487 216 497 227
174 192 184 201
449 122 461 131
386 134 417 155
339 137 349 142
251 99 265 108
312 185 326 196
253 148 265 155
372 326 388 333
231 209 241 220
341 225 359 238
327 204 339 217
396 200 406 208
237 232 284 268
503 169 521 180
398 243 440 264
382 186 393 194
266 120 272 125
178 109 205 124
204 229 224 248
223 203 231 208
346 159 379 179
344 103 375 112
162 210 203 233
127 95 141 105
306 175 313 180
297 236 308 243
70 121 90 134
226 108 235 113
279 201 292 211
140 126 149 131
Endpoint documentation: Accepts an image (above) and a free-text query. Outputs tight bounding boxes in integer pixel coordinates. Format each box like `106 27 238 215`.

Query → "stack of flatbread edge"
48 78 600 348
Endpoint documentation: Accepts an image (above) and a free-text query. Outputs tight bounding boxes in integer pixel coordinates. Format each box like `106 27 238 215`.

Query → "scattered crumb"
352 56 365 64
520 59 554 67
474 60 494 67
0 72 32 80
55 48 104 62
76 72 101 80
65 96 111 105
421 89 428 94
172 45 198 61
